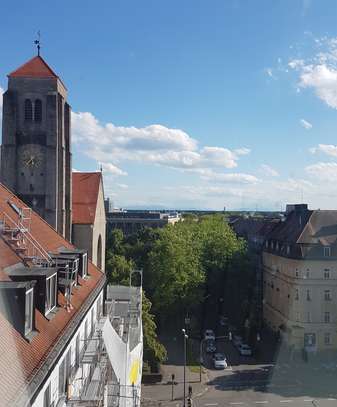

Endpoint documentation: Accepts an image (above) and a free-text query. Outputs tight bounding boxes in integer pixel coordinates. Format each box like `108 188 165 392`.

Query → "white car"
213 353 228 369
204 329 216 341
238 343 252 356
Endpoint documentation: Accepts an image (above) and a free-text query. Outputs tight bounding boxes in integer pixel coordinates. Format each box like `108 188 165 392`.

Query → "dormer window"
24 99 33 122
25 288 34 335
324 247 331 257
45 273 57 314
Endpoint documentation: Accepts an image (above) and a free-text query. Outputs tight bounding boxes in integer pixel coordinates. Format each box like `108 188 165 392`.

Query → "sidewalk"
142 332 208 404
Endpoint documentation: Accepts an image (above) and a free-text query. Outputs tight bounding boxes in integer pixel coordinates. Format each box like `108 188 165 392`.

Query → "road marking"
280 401 293 403
255 402 268 404
328 398 336 401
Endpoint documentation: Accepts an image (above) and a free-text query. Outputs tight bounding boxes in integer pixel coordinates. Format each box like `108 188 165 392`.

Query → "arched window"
34 99 42 122
24 99 33 121
97 235 102 270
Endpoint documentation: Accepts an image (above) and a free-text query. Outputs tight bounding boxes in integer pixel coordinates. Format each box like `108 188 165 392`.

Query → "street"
142 332 337 407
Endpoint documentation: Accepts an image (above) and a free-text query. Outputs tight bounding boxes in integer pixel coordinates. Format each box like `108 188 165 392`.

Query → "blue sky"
2 0 337 210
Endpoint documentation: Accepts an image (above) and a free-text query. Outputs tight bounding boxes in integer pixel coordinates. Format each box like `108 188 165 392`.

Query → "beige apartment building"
263 204 337 352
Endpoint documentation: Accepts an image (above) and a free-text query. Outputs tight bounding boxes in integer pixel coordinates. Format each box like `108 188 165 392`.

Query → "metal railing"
0 211 53 266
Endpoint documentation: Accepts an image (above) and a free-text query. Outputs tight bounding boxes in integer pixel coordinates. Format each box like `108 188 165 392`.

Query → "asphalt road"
195 338 337 407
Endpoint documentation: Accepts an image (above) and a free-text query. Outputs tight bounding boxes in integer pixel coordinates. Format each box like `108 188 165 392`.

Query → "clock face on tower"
20 145 44 169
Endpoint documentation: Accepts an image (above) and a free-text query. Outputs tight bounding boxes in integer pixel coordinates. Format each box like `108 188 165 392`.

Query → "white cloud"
101 162 127 176
310 144 337 157
288 37 337 109
288 59 305 70
260 164 279 177
299 64 337 109
306 162 337 181
265 68 274 78
300 119 312 129
72 110 250 173
201 169 260 184
116 183 128 189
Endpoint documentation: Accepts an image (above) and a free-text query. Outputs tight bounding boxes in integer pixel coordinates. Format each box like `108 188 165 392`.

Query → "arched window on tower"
97 235 102 270
24 99 33 122
34 99 42 122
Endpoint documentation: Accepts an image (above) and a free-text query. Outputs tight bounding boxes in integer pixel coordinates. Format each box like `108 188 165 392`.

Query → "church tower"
0 55 72 240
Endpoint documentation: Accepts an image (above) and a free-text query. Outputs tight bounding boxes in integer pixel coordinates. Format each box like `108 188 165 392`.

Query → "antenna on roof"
34 30 41 56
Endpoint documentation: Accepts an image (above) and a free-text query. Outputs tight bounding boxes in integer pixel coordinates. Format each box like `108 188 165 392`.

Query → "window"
324 290 331 301
324 312 331 323
324 246 331 257
82 253 88 278
296 312 300 322
295 270 299 278
25 288 34 335
295 289 299 300
276 242 279 251
43 384 51 407
45 273 57 314
75 335 80 368
34 99 42 122
325 333 331 345
287 245 290 255
306 271 310 279
324 270 330 279
58 359 66 396
91 307 95 336
306 289 311 301
24 99 33 121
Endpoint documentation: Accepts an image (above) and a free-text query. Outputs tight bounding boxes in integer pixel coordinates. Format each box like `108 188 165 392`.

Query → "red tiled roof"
8 56 59 79
0 183 105 405
72 172 102 224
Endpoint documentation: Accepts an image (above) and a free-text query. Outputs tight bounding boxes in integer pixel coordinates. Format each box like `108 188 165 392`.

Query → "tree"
142 292 167 370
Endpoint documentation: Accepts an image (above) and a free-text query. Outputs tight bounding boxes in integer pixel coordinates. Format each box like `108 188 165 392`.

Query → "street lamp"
199 337 205 382
182 328 188 407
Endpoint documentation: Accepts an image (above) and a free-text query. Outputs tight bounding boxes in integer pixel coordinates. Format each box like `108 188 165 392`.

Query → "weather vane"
34 31 41 56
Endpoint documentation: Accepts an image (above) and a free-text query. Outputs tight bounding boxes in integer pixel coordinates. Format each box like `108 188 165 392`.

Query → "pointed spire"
34 31 41 56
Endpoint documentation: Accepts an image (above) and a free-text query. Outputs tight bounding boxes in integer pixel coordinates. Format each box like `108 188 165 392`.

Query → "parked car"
233 335 243 347
204 329 216 341
238 343 252 356
213 353 228 369
206 340 216 353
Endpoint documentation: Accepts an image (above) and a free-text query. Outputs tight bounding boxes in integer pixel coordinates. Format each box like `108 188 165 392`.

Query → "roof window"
324 247 331 257
25 288 34 335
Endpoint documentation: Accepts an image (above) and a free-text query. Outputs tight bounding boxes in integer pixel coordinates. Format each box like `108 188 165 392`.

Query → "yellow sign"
129 359 140 384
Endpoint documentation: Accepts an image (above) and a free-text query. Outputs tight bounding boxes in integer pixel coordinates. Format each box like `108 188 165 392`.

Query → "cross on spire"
34 31 41 56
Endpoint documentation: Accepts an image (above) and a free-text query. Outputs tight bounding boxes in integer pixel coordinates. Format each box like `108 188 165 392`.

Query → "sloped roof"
8 56 59 79
72 172 102 224
267 209 313 243
267 209 337 246
0 183 105 406
298 210 337 245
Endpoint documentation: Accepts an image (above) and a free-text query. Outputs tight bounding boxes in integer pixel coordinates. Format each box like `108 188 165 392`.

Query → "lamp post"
182 328 188 407
199 338 205 382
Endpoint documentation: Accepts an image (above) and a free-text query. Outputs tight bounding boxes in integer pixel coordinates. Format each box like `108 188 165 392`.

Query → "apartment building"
263 204 337 352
